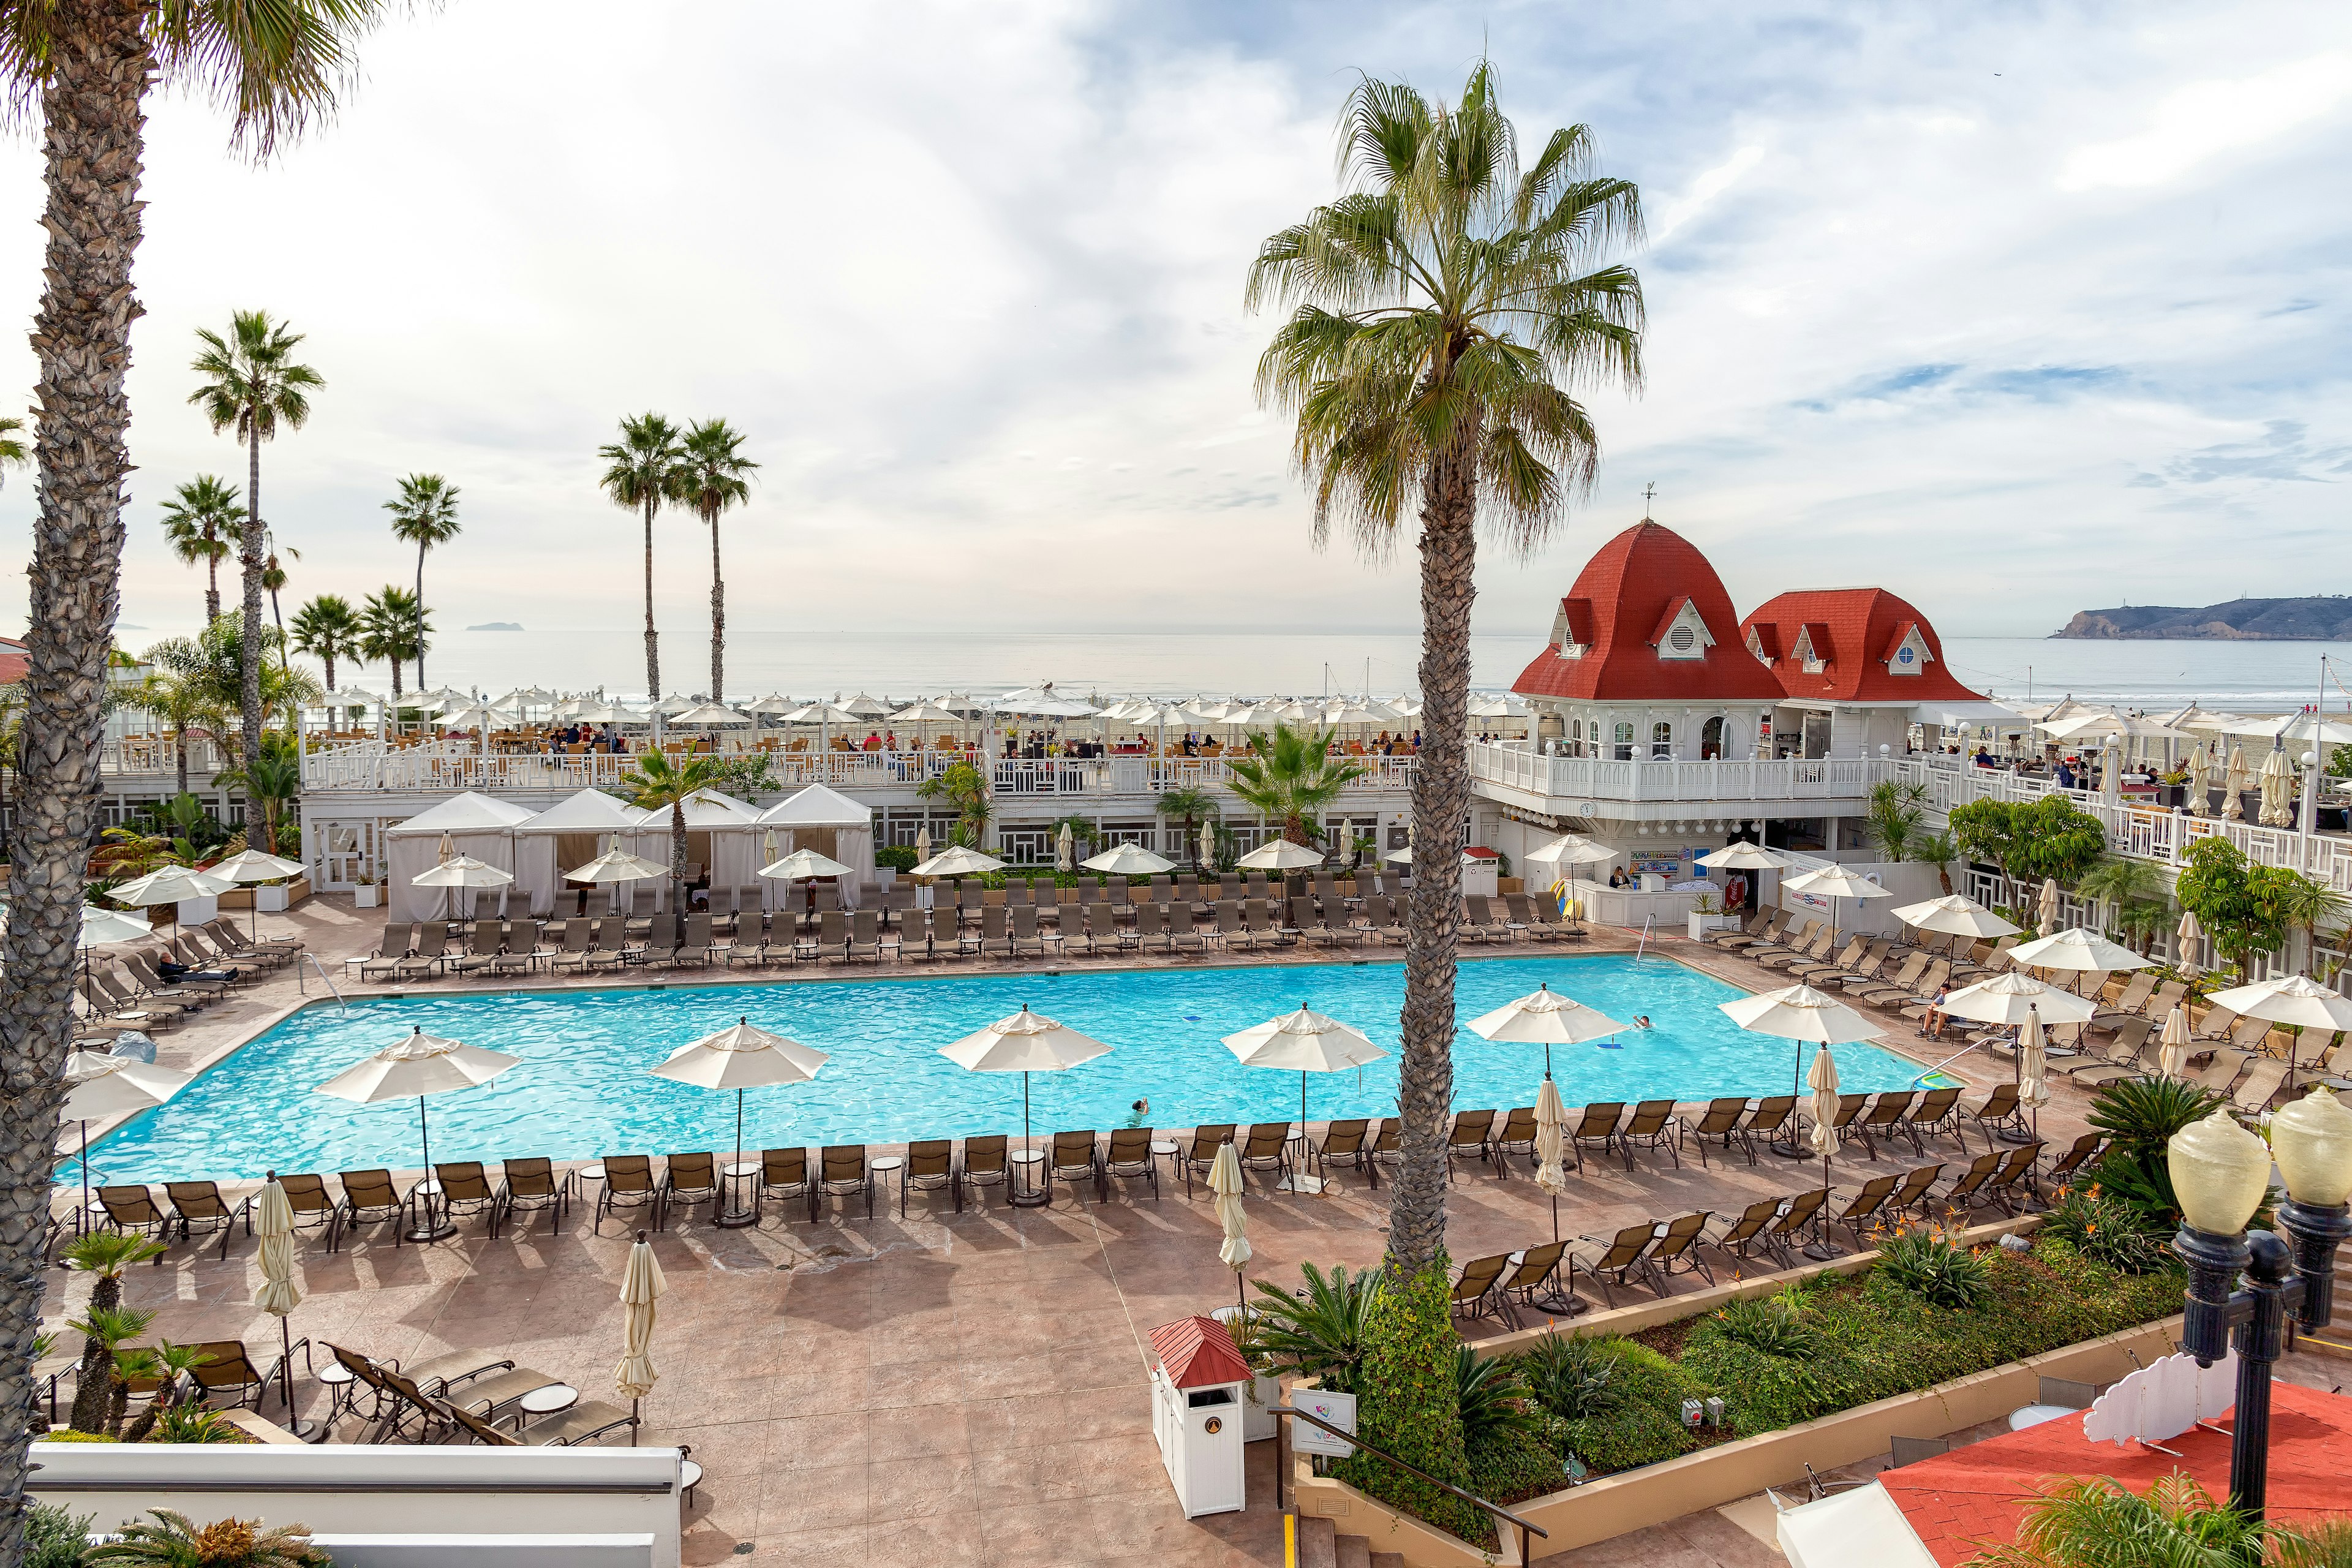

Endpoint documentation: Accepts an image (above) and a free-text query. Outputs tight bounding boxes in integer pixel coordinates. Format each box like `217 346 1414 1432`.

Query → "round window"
1668 626 1696 652
1898 647 1915 665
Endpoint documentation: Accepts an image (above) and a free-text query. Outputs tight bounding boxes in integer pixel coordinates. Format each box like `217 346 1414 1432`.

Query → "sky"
0 0 2346 691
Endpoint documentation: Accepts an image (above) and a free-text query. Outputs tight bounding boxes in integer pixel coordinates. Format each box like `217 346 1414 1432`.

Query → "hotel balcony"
1468 739 1880 824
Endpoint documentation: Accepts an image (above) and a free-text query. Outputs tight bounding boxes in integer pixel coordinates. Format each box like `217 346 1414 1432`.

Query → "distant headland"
2051 597 2352 641
466 621 524 632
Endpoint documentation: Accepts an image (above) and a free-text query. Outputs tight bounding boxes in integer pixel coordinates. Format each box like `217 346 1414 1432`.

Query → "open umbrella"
1237 839 1324 873
1081 842 1176 878
911 844 1005 878
2176 910 2204 978
1465 983 1626 1075
410 853 514 922
940 1006 1110 1208
564 835 668 925
1526 834 1621 873
1223 1007 1385 1193
1694 842 1793 870
1891 894 2020 940
758 848 854 882
1939 970 2098 1027
2204 973 2352 1091
60 1052 189 1224
2157 1005 2194 1080
1719 984 1878 1158
1781 864 1891 948
2035 878 2062 937
252 1174 318 1438
315 1027 520 1241
614 1229 666 1440
2008 927 2154 974
206 848 307 943
1210 1139 1250 1310
649 1018 829 1226
107 864 235 941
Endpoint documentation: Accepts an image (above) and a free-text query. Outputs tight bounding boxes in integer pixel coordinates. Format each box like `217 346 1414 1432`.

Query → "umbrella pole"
1012 1070 1047 1208
717 1086 755 1228
78 1120 89 1235
409 1095 454 1242
1770 1038 1809 1158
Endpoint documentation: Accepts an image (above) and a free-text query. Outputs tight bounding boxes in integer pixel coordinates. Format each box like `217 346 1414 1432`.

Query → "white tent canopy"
755 785 875 910
624 790 766 913
513 790 649 916
384 792 537 922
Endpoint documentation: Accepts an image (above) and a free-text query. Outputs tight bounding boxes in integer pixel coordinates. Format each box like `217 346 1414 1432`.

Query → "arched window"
1612 721 1634 761
1650 721 1673 760
1569 718 1583 758
1700 716 1725 760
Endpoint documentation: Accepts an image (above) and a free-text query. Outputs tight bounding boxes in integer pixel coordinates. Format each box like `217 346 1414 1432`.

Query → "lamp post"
2167 1087 2352 1519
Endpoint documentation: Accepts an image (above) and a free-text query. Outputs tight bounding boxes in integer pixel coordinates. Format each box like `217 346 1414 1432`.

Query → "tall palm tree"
360 586 427 699
0 413 26 489
187 309 323 766
129 658 216 797
1224 726 1367 845
617 750 726 910
290 593 363 694
157 475 243 622
1248 67 1643 1281
598 413 686 701
676 420 758 701
383 473 459 688
1157 785 1218 869
0 12 390 1539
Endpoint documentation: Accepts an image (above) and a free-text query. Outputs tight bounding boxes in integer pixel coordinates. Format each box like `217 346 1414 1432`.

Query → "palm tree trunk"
175 726 189 796
67 1274 123 1433
643 496 660 701
390 656 403 700
323 650 337 694
671 797 688 912
413 541 428 689
709 510 724 703
270 581 288 680
204 540 219 622
239 426 265 767
3 1 150 1540
1389 448 1476 1280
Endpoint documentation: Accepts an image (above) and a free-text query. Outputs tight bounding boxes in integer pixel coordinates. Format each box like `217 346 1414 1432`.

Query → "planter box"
353 885 381 909
217 877 309 912
1686 913 1737 940
2158 785 2187 810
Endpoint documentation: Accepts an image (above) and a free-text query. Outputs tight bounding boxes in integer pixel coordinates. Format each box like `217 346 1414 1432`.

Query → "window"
1570 718 1583 758
1701 716 1725 760
1650 721 1673 760
1612 722 1634 761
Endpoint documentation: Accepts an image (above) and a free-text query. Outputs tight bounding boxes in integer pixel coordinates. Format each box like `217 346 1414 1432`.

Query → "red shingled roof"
1880 1381 2352 1567
1510 522 1785 703
1741 589 1983 704
1148 1316 1251 1390
0 636 25 685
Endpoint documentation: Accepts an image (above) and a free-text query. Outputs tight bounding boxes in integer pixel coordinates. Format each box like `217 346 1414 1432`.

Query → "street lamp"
2167 1088 2352 1518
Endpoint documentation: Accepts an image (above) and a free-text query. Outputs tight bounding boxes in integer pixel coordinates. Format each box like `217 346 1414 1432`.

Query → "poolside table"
1009 1148 1048 1208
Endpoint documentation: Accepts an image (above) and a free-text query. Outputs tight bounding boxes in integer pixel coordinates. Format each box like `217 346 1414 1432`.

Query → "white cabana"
755 784 875 910
513 789 648 916
625 790 764 913
383 791 537 922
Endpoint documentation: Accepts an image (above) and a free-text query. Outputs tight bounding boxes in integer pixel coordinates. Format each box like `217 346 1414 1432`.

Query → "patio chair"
2040 1133 2106 1186
1178 1124 1238 1196
1503 892 1560 941
394 923 452 981
1133 900 1172 954
546 919 598 973
496 1158 570 1235
1618 1100 1681 1170
815 1145 873 1219
1762 1189 1831 1266
333 1169 411 1252
594 1155 663 1234
584 916 630 971
1898 1087 1964 1152
973 906 1012 958
1103 1127 1158 1201
662 1152 723 1225
1237 1122 1294 1186
1678 1098 1751 1167
491 920 545 976
1961 1082 2022 1150
957 1135 1011 1208
900 1140 958 1215
1887 1163 1947 1220
1444 1109 1498 1180
1316 1120 1372 1186
1243 897 1289 946
96 1185 172 1251
672 913 717 968
272 1173 338 1244
1569 1101 1624 1171
2190 1048 2252 1095
514 1396 641 1447
360 924 420 982
930 903 963 959
2192 1005 2244 1042
126 954 225 1001
425 1163 501 1238
1845 950 1926 996
1985 1145 2046 1214
1708 1198 1782 1265
1208 900 1252 951
1829 1173 1902 1250
1360 894 1408 943
1491 1107 1538 1167
1496 1240 1575 1321
2230 1057 2294 1118
1649 1211 1716 1284
1571 1224 1664 1306
448 920 506 976
1447 1253 1512 1326
161 1181 255 1259
759 1147 812 1219
1049 1130 1104 1203
813 910 853 963
1937 1151 2002 1212
2092 973 2158 1023
181 1340 287 1414
1852 1091 1916 1159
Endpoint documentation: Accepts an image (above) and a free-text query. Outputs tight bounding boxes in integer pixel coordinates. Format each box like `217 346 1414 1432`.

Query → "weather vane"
1642 482 1657 521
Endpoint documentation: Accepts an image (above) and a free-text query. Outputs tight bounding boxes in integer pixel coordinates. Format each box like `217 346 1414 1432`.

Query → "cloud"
2060 52 2352 190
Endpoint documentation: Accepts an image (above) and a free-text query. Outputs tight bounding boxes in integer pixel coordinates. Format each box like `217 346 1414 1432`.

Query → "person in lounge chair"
1920 982 1954 1040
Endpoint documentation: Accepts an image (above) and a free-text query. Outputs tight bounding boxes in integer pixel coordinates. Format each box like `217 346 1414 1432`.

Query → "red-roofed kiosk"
1148 1315 1250 1518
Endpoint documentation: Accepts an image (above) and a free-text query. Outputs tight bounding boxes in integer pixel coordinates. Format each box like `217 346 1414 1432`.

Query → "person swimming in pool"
1633 1016 1652 1028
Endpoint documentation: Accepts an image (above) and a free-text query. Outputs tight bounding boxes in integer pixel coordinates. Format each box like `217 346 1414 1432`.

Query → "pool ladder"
300 953 350 1009
1634 914 1655 963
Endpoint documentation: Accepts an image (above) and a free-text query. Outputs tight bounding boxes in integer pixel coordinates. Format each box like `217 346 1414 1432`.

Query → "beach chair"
496 1158 570 1235
594 1156 663 1234
957 1136 1010 1208
1834 944 1893 987
844 908 884 964
360 923 419 983
1709 1198 1782 1265
1762 1189 1830 1266
1050 1131 1104 1203
1316 1120 1373 1186
448 921 505 976
394 923 452 981
584 916 629 971
332 1170 411 1251
2230 1058 2293 1118
1618 1101 1681 1170
1103 1127 1159 1201
1845 950 1925 997
1679 1098 1753 1167
659 1152 722 1226
671 913 716 968
1177 1125 1238 1196
1571 1224 1664 1306
1938 1151 2002 1212
758 1147 812 1220
899 1140 957 1216
1887 1163 1947 1220
973 906 1012 958
1496 1241 1574 1322
1961 1082 2022 1150
1985 1145 2045 1214
1237 1123 1294 1186
1444 1110 1498 1179
1569 1102 1623 1171
2040 1133 2106 1186
96 1185 172 1251
491 920 544 975
1447 1253 1513 1327
1852 1091 1916 1159
1360 894 1408 943
546 919 597 973
930 903 963 960
815 1146 874 1219
1649 1211 1716 1284
428 1163 502 1238
2189 1047 2252 1095
1490 1107 1538 1167
1829 1173 1902 1250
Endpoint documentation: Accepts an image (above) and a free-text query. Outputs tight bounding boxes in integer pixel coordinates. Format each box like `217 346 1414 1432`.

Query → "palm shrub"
1865 780 1925 861
1531 1335 1702 1474
62 1231 164 1432
82 1509 328 1567
1453 1346 1562 1506
1244 1263 1384 1392
1874 1226 1992 1310
2075 855 2173 953
1223 725 1367 846
152 1403 243 1444
1959 1472 2290 1568
2083 1076 2227 1231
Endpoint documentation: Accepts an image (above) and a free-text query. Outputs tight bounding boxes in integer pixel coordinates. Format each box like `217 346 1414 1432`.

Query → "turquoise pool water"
85 956 1931 1183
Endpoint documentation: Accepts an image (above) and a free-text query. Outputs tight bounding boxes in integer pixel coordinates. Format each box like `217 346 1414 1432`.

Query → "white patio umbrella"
840 692 890 718
1805 1044 1840 1161
649 1018 829 1227
1237 839 1324 873
410 852 514 922
2204 973 2352 1090
2008 927 2154 973
75 906 154 947
1466 982 1626 1074
252 1173 317 1436
1223 1007 1385 1193
59 1051 190 1222
566 836 668 887
2157 1005 2194 1080
913 825 932 872
669 702 752 727
2176 910 2204 978
1082 842 1176 878
315 1028 521 1241
2258 747 2296 827
615 1229 666 1433
1892 894 2020 940
2018 1008 2049 1114
1210 1139 1250 1310
911 843 1005 878
1694 841 1795 870
1719 984 1879 1159
1781 864 1892 948
108 865 236 940
2222 745 2249 820
1533 1077 1570 1240
1525 834 1620 875
1056 822 1076 874
1383 845 1415 864
2035 878 2062 937
1198 818 1217 873
758 848 854 882
207 848 303 942
436 704 517 731
939 1007 1110 1207
1940 970 2098 1027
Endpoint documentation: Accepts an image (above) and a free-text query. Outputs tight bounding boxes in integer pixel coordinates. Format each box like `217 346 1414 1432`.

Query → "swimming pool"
86 956 1933 1183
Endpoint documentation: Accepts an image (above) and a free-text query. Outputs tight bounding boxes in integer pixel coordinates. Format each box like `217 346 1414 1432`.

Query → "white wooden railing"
1468 741 1877 804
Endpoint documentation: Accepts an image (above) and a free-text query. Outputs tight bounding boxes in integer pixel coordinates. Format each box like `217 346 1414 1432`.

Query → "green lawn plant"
24 1502 93 1568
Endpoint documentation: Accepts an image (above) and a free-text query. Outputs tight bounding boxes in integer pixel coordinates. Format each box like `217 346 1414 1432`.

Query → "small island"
2052 597 2352 640
466 621 524 631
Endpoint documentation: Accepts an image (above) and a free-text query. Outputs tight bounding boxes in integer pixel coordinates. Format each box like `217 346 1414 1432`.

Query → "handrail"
301 953 349 1010
1911 1036 1985 1085
1270 1403 1548 1566
1634 913 1654 962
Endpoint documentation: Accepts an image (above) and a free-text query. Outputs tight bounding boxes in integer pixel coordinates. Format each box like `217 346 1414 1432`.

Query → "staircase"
1295 1514 1408 1568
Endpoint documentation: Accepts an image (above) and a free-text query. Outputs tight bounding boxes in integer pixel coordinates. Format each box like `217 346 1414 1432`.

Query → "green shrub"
1454 1345 1541 1449
34 1430 118 1442
1469 1425 1569 1506
1546 1337 1702 1474
24 1502 92 1568
1336 1264 1483 1544
1875 1226 1992 1310
1244 1263 1384 1392
1709 1291 1823 1357
873 845 919 873
1513 1332 1621 1422
2042 1184 2176 1275
154 1403 244 1444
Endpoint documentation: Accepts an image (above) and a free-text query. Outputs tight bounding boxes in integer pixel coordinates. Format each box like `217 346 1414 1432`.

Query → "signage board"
1291 1388 1357 1458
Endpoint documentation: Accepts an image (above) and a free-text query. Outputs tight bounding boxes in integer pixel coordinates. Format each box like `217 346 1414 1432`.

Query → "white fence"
1469 742 1877 805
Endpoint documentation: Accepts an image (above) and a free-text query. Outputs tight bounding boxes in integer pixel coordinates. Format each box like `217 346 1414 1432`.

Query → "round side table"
518 1383 579 1419
715 1162 760 1229
1009 1148 1049 1208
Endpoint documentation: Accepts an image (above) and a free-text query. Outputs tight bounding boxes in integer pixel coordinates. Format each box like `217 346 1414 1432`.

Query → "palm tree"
598 413 687 700
1157 785 1218 869
360 587 428 699
157 475 243 623
218 738 300 855
85 1508 325 1567
1224 726 1367 845
1248 67 1643 1281
383 473 460 689
1959 1471 2301 1568
0 413 25 489
289 594 363 695
60 1231 164 1433
130 657 217 797
0 11 390 1540
187 310 323 766
676 420 758 701
2075 855 2173 953
617 750 726 909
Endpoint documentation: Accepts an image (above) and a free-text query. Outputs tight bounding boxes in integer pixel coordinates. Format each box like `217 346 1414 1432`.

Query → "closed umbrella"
1198 817 1216 874
940 1006 1110 1208
2185 744 2212 816
2223 745 2248 820
913 824 932 874
1210 1140 1250 1310
252 1174 317 1438
1223 1006 1385 1194
2176 909 2204 978
1056 822 1076 874
1892 894 2020 940
2157 1005 2194 1080
2259 747 2296 827
60 1052 190 1226
1804 1045 1840 1197
2035 878 2062 938
2018 1008 2049 1134
1719 984 1879 1159
649 1018 829 1227
614 1229 666 1440
1533 1076 1569 1200
315 1028 521 1241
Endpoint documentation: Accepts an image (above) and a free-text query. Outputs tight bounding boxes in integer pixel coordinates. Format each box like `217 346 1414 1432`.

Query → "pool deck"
45 896 2179 1567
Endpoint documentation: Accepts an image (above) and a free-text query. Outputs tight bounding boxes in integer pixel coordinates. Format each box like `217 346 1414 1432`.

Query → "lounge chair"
1492 1242 1575 1325
1985 1145 2045 1214
1571 1224 1663 1305
594 1156 662 1234
1049 1131 1104 1202
1789 937 1872 984
973 907 1012 958
584 916 629 971
1887 1163 1946 1219
1178 1125 1238 1196
1860 958 1948 1009
900 1140 957 1215
1743 1095 1798 1153
1102 1127 1159 1200
80 975 183 1029
2069 1020 2165 1087
1815 1093 1871 1156
2092 973 2157 1022
1243 897 1289 946
815 1145 873 1219
759 1147 812 1219
496 1158 570 1235
1762 1189 1830 1265
1490 1107 1538 1167
1458 894 1508 942
1569 1101 1623 1171
1760 928 1835 972
958 1135 1010 1207
2230 1057 2293 1118
207 916 301 956
930 903 963 960
1504 892 1559 941
361 924 420 982
1649 1211 1715 1284
333 1169 411 1251
1444 1110 1498 1179
1711 909 1788 949
671 913 716 968
1852 1091 1915 1159
96 1185 172 1250
105 965 200 1014
1210 901 1252 951
125 954 224 1001
2192 1005 2244 1042
1237 1123 1294 1186
662 1152 722 1224
1133 901 1172 954
1295 895 1360 949
1845 950 1926 997
546 919 597 973
1898 1086 1964 1152
1618 1100 1681 1170
1939 1151 2002 1211
181 1340 288 1413
1316 1120 1372 1186
1082 902 1127 956
271 1173 337 1243
1359 894 1408 943
1709 1198 1781 1265
1447 1253 1512 1326
492 920 544 976
2041 1133 2106 1186
448 921 505 976
1679 1098 1751 1167
394 923 451 981
418 1162 498 1238
1961 1082 2022 1150
1829 1173 1902 1250
2189 1047 2251 1095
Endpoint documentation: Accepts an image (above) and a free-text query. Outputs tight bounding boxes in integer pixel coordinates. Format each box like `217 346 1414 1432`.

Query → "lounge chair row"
324 1343 637 1448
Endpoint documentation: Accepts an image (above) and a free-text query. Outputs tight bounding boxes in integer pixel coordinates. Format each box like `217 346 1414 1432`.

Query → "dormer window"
1745 625 1780 666
1792 622 1833 675
1551 597 1594 660
1648 597 1714 662
1881 622 1932 677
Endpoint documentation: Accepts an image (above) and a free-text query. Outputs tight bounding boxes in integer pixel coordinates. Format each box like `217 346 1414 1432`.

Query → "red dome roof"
1740 589 1984 704
1510 522 1786 703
